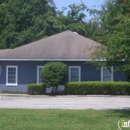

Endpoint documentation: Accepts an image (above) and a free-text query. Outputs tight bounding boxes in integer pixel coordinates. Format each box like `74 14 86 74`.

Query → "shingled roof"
0 49 11 57
0 30 101 61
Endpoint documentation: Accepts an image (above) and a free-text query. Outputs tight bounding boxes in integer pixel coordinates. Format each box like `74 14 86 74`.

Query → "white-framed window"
101 67 113 81
6 66 18 86
37 66 44 84
69 66 81 82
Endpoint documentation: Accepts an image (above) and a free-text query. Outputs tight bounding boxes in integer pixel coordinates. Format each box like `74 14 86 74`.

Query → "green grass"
0 109 129 130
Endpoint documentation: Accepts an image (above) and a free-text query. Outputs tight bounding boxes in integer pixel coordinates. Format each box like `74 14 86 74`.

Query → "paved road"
0 95 130 110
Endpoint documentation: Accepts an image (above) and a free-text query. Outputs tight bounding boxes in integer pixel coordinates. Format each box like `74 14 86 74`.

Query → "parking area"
0 95 130 110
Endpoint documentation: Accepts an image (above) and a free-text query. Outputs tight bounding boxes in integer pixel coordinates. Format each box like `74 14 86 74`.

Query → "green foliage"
0 0 65 48
0 0 102 49
91 0 130 77
58 2 87 24
65 82 130 95
28 84 45 95
40 62 67 93
57 2 102 43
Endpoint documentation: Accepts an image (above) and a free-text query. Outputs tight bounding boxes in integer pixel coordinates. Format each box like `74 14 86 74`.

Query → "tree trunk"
52 86 58 94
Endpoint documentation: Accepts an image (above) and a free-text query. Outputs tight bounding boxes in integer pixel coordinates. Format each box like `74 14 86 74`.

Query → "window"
37 66 44 84
101 67 113 81
6 66 18 86
69 66 81 82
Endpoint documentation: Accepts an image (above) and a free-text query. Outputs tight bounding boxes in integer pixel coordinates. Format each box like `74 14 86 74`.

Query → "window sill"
6 84 18 86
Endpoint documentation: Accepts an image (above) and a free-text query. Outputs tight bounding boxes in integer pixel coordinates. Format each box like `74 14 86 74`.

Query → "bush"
40 62 67 94
65 82 130 95
28 84 46 95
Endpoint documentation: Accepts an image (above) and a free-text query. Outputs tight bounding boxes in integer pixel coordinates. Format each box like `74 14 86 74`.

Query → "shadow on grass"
107 108 130 118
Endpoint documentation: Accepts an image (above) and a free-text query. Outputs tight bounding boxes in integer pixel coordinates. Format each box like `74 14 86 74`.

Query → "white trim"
101 66 113 81
37 66 44 84
6 66 18 86
69 66 81 82
0 58 106 61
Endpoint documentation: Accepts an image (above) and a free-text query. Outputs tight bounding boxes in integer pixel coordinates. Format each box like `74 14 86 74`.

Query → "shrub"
28 84 46 95
65 82 130 95
40 62 67 94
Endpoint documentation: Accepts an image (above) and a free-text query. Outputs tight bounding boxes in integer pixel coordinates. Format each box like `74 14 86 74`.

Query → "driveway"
0 95 130 110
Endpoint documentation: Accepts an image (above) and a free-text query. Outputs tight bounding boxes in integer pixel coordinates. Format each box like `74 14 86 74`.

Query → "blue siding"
0 61 127 92
81 64 100 81
114 71 127 81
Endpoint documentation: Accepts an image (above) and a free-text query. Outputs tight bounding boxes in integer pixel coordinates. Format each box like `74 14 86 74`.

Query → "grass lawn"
0 109 129 130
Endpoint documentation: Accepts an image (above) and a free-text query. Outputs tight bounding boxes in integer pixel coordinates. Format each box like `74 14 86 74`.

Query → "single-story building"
0 30 127 92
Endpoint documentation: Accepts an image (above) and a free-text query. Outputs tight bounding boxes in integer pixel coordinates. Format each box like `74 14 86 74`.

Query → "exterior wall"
0 84 27 92
113 70 127 81
0 61 127 92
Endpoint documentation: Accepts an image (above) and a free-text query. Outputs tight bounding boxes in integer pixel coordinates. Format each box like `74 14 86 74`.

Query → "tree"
0 0 105 50
0 0 65 48
91 0 130 79
0 0 103 49
57 2 87 35
40 62 67 94
58 2 87 25
57 1 102 42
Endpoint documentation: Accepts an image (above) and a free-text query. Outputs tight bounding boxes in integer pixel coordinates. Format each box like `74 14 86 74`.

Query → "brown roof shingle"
0 30 101 60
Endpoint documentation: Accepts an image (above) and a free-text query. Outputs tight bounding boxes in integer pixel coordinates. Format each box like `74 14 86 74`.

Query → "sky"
54 0 105 9
54 0 105 20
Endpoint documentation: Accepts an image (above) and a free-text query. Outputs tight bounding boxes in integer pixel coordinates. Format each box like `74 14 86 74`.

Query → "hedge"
65 82 130 95
28 84 46 95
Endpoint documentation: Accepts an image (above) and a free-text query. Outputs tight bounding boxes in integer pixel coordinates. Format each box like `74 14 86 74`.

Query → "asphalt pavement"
0 94 130 110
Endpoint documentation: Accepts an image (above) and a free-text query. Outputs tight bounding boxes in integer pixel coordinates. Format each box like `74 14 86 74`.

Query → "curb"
0 94 130 98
